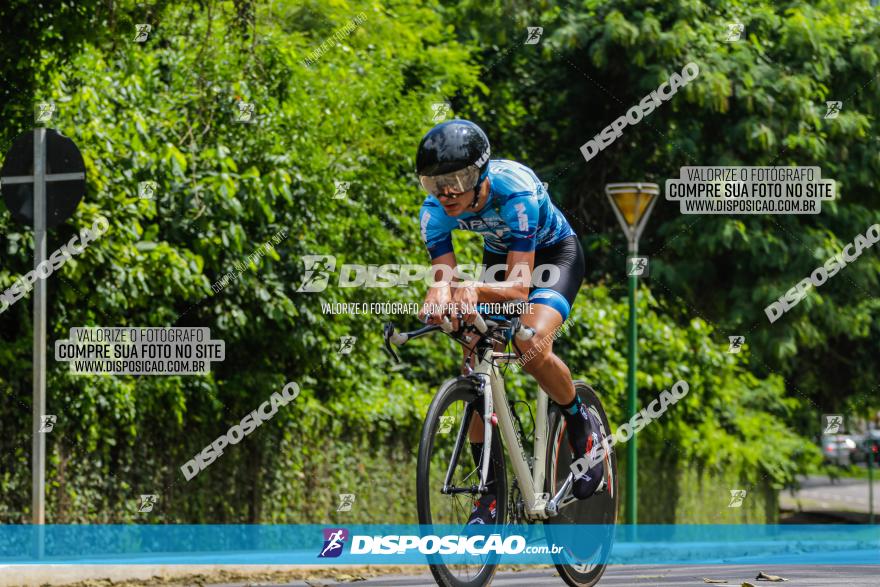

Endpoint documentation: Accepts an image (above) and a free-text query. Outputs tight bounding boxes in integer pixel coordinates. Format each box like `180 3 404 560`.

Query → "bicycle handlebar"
431 312 487 335
383 308 534 362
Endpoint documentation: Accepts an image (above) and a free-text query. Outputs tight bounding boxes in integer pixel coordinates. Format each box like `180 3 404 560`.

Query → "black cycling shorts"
481 235 585 321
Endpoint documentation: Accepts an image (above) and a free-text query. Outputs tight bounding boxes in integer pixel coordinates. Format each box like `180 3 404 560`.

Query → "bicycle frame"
385 315 577 521
454 345 573 521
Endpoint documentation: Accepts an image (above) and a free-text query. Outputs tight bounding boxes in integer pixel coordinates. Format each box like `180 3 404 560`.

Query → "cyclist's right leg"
461 340 500 524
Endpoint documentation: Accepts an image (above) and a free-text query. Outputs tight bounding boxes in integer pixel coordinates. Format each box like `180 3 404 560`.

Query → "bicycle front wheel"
544 381 618 587
416 377 507 587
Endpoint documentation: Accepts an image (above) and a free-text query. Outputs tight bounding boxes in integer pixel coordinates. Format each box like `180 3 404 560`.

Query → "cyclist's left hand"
450 281 479 330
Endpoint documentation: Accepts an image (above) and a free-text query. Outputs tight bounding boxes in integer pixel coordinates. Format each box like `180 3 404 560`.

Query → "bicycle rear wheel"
416 377 507 587
544 381 618 587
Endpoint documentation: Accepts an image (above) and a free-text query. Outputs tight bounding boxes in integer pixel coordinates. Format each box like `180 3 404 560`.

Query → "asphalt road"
780 474 877 515
210 565 880 586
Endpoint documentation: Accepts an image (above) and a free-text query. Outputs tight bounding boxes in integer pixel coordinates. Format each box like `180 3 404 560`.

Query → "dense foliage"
444 0 880 421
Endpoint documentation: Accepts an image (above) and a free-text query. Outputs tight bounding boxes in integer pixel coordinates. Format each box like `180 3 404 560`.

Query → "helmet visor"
419 165 480 197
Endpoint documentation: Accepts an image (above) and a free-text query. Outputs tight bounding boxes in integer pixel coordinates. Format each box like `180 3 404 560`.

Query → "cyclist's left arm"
453 193 539 314
469 249 533 302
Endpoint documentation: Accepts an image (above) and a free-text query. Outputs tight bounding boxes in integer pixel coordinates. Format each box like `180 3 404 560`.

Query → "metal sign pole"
626 237 638 527
2 127 85 547
869 439 875 525
32 127 47 529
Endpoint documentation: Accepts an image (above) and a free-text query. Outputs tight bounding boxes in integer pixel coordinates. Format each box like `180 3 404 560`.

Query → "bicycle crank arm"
544 473 575 516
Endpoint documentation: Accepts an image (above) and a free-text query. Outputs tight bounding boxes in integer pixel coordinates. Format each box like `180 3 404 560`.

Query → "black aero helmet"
416 119 491 196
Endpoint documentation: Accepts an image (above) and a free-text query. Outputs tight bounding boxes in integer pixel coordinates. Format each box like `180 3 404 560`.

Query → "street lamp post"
605 182 659 526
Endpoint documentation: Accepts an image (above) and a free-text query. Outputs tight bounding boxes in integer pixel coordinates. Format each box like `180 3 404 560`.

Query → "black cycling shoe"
565 400 606 500
466 494 497 525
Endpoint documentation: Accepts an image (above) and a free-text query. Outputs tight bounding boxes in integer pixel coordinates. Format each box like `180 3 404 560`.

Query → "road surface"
780 474 877 516
207 565 880 586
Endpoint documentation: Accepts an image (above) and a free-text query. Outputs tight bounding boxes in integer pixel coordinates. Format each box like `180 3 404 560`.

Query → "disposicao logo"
319 528 349 558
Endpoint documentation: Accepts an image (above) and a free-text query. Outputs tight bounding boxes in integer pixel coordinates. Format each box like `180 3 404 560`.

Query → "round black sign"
1 128 86 228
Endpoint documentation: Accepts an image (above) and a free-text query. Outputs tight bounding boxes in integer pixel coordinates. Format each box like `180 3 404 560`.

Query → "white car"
821 434 856 466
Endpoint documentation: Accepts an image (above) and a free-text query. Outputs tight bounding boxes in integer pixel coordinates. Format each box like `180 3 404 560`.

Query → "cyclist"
415 119 606 525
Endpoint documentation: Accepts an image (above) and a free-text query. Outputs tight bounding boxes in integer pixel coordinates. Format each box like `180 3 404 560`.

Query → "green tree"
444 0 880 427
0 0 835 525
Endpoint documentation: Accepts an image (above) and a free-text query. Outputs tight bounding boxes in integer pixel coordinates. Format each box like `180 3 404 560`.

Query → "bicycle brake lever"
383 322 401 363
440 316 454 334
472 312 488 334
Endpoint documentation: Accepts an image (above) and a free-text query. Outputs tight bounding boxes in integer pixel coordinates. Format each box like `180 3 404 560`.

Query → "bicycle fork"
440 373 493 497
439 365 575 517
440 399 475 496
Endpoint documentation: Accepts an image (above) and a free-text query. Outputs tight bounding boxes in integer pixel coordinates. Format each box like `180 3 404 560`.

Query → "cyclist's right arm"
418 200 458 325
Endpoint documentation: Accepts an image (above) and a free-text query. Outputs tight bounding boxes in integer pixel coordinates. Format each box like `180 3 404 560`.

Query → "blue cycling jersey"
418 159 575 259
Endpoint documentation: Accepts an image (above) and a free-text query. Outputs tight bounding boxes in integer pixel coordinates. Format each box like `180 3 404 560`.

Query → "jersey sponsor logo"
457 218 487 230
420 212 431 243
456 218 506 232
514 202 529 231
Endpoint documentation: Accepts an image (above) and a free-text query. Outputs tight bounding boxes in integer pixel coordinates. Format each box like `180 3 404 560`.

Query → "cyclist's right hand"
419 281 452 325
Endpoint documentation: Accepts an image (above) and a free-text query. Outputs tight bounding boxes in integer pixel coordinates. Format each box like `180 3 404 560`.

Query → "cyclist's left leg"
516 303 573 403
515 235 583 406
516 236 604 500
